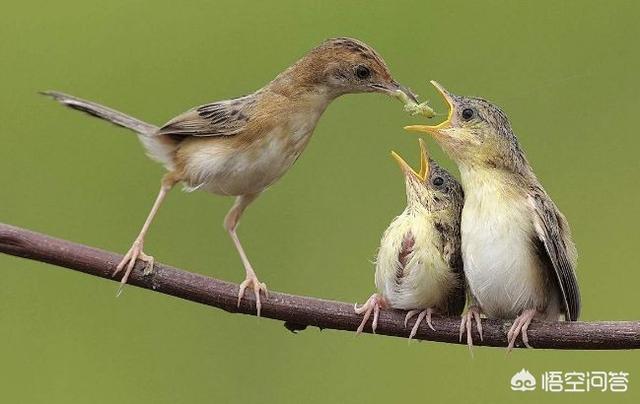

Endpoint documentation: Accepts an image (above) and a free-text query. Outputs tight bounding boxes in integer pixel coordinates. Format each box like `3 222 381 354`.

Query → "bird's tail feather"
40 91 158 136
42 91 178 169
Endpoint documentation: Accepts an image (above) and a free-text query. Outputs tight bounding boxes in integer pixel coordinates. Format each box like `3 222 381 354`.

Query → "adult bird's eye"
433 177 444 186
462 108 475 120
355 65 371 79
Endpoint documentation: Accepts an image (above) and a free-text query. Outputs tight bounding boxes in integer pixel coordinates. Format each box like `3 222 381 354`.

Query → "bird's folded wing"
528 189 581 321
442 223 466 316
156 97 253 138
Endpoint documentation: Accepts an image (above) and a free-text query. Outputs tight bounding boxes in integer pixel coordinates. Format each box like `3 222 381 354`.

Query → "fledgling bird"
355 139 466 338
42 37 421 314
406 81 580 350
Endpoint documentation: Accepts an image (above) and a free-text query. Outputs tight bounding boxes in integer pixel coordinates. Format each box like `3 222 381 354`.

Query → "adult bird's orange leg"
224 193 268 316
113 173 179 295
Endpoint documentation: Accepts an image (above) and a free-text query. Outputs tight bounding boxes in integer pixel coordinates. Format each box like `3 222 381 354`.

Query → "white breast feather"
183 127 309 196
459 166 548 319
375 210 455 310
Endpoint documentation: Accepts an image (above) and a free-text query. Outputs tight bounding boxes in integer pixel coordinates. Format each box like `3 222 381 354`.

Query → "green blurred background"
1 1 638 402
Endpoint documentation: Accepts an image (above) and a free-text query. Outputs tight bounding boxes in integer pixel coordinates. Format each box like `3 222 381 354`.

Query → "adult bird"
406 81 580 349
43 37 419 314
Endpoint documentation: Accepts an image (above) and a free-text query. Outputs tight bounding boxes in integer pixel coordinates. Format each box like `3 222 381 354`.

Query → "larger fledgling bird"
406 81 580 350
355 139 466 338
43 37 421 314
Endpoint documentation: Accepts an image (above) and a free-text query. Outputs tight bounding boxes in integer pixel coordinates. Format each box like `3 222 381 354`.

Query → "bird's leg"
507 308 538 351
354 294 387 334
406 307 436 340
224 193 268 316
404 310 420 327
113 173 178 294
459 305 484 350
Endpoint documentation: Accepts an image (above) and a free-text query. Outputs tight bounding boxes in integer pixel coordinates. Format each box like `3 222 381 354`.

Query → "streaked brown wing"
157 96 254 139
529 189 580 321
437 219 465 315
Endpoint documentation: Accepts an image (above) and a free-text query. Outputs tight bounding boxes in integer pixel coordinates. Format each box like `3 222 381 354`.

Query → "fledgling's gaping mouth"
403 81 454 135
391 138 430 181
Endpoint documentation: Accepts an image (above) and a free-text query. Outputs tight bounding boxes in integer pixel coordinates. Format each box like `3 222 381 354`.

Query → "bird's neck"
404 199 453 222
266 81 335 127
266 55 343 106
458 163 530 205
458 163 495 184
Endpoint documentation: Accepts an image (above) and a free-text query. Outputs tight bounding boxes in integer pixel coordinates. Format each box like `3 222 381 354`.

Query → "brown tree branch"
0 222 638 350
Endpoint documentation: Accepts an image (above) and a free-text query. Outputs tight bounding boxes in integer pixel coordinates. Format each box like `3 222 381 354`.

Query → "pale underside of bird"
405 81 580 350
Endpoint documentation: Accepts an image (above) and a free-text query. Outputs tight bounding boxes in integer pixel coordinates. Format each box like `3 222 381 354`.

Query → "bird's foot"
507 308 537 351
354 294 387 334
237 274 269 317
404 307 436 340
459 305 484 351
113 239 154 296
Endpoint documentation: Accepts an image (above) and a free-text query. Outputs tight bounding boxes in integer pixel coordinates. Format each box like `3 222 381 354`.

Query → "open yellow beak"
404 81 454 135
391 138 430 181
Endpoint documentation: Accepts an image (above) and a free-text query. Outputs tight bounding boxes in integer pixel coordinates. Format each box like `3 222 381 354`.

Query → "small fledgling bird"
355 139 465 338
43 37 420 314
406 81 580 350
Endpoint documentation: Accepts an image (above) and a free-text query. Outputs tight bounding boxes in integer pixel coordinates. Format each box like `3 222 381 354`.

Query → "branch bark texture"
0 223 638 350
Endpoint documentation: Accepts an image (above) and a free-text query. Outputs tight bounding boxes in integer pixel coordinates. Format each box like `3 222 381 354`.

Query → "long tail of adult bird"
41 91 157 135
41 91 175 168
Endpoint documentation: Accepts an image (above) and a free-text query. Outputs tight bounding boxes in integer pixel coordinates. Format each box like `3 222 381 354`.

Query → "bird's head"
405 81 524 171
392 139 463 213
290 37 418 102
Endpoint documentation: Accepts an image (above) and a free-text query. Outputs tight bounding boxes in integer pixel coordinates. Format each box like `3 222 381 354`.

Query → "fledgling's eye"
432 177 444 187
461 108 475 120
355 65 371 79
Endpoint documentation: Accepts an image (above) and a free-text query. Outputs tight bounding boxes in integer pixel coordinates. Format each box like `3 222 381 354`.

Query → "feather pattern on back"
157 96 256 139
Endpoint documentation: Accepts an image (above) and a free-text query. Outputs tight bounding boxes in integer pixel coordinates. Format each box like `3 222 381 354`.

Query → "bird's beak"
391 138 430 181
373 81 419 103
395 82 419 103
404 80 454 135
